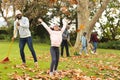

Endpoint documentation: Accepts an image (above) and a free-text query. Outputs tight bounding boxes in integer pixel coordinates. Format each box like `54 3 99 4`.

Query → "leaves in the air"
68 0 78 5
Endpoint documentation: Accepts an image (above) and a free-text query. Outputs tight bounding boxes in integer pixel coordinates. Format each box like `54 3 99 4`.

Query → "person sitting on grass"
38 18 69 76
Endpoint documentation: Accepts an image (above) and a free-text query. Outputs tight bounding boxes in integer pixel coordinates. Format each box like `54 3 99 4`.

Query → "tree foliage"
98 0 120 41
0 0 119 43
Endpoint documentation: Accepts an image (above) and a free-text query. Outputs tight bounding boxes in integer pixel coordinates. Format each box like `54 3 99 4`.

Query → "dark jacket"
90 32 99 42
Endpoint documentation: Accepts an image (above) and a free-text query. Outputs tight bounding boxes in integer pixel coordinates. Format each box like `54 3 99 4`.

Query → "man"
61 26 70 57
12 10 38 67
89 31 99 54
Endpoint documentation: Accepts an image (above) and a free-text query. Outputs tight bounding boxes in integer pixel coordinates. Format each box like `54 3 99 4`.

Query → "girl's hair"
51 25 61 31
50 27 54 30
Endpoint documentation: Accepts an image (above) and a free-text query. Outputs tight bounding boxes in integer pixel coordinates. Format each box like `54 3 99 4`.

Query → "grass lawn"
0 41 120 80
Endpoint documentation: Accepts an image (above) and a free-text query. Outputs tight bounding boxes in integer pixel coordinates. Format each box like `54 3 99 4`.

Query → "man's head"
66 25 70 30
15 10 22 20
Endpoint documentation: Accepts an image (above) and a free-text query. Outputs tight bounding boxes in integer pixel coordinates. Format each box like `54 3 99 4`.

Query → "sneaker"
34 62 38 68
91 50 94 54
54 70 59 75
20 63 27 68
49 72 53 77
79 52 82 55
94 52 98 55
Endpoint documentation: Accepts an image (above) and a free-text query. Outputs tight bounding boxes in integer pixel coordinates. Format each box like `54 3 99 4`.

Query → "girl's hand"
62 18 71 24
11 37 15 41
38 18 43 22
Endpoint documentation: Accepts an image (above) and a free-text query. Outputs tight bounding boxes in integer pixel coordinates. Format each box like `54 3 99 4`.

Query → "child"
79 32 88 55
38 18 69 76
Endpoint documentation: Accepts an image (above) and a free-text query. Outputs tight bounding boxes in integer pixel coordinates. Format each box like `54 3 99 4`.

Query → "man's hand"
16 22 20 29
11 37 15 41
17 22 20 26
38 18 43 23
62 18 71 24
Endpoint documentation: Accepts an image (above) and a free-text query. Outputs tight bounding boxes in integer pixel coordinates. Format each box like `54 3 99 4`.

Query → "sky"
0 17 7 27
0 5 13 27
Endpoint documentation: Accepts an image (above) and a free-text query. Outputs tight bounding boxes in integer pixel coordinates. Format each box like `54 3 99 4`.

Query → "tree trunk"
74 0 89 49
74 0 110 49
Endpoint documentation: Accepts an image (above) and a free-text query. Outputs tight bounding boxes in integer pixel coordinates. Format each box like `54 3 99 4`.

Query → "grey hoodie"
13 17 31 38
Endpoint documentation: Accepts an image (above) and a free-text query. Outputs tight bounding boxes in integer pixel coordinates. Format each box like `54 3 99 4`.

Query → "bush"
98 40 120 50
0 34 12 40
0 26 13 40
33 35 50 44
0 34 5 40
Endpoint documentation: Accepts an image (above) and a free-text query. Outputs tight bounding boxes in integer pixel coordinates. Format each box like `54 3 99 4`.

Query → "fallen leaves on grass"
8 71 34 80
9 69 101 80
6 53 120 80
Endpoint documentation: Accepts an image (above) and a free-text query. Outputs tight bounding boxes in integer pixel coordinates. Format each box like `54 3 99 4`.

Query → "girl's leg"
54 47 59 71
50 47 56 72
64 40 69 57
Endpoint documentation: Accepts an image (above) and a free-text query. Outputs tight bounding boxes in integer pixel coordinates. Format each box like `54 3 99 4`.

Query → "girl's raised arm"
38 18 52 34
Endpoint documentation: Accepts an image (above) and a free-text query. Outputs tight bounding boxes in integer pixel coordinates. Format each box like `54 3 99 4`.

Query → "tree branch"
89 0 110 32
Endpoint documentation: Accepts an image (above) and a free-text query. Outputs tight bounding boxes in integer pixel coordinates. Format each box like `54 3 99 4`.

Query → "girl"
38 18 69 76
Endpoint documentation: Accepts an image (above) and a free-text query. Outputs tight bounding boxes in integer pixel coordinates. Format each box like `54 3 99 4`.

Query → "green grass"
0 41 120 80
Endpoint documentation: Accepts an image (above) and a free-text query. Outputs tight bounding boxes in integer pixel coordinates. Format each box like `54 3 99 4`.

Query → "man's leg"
65 40 69 57
19 38 26 63
93 42 97 53
61 40 64 57
27 37 37 62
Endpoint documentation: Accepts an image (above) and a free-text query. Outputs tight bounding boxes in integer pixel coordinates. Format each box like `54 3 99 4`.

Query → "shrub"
98 40 120 50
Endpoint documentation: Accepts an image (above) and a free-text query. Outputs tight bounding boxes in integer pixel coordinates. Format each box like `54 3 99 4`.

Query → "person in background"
38 18 69 76
61 26 70 57
89 31 99 54
12 10 38 67
79 32 88 55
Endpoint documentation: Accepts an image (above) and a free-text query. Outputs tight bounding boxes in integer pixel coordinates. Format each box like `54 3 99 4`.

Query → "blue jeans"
50 46 59 72
61 40 70 57
80 46 87 54
19 37 37 63
92 42 98 53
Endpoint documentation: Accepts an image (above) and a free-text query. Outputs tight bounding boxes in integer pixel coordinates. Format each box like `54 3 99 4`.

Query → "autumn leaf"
8 71 23 80
68 0 78 5
60 6 68 14
76 24 85 32
49 0 57 4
